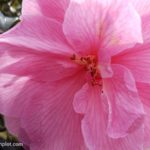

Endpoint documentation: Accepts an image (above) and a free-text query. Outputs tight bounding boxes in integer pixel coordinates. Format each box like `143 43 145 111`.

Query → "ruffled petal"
103 64 144 138
37 0 70 22
112 43 150 83
73 83 144 150
136 82 150 149
0 47 79 82
21 0 42 17
0 16 73 55
112 14 150 83
63 0 143 55
0 53 82 115
102 0 143 56
22 0 70 22
130 0 150 16
143 106 150 150
63 0 104 54
0 73 87 150
73 83 106 150
142 14 150 43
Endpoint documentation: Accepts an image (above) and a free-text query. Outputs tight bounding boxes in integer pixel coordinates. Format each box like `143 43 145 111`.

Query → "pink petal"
0 47 79 82
0 16 73 55
37 0 70 22
112 14 150 83
63 0 143 55
103 64 144 138
21 0 42 17
63 0 103 54
136 82 150 149
0 74 29 116
143 105 150 150
103 126 144 150
102 1 143 56
0 73 87 149
0 52 82 115
22 0 70 22
22 76 87 150
112 43 150 83
73 83 144 150
73 83 106 150
0 46 81 117
144 105 150 150
130 0 150 16
136 82 150 107
142 14 150 43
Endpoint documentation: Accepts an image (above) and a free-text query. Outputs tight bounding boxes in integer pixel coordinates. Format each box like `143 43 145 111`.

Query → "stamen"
71 54 102 86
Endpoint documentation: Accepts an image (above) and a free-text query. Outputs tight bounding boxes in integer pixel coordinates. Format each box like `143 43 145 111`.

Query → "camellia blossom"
0 0 150 150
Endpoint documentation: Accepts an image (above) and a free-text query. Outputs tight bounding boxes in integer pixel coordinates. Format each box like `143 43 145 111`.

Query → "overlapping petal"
13 76 86 150
130 0 150 16
136 82 150 149
63 0 143 55
0 47 79 82
22 0 70 22
0 0 149 150
0 16 73 55
112 44 150 83
73 83 144 150
112 14 150 83
21 0 42 17
103 64 144 138
37 0 70 22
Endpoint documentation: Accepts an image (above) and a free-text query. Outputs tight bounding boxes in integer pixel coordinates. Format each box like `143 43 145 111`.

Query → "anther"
71 54 102 87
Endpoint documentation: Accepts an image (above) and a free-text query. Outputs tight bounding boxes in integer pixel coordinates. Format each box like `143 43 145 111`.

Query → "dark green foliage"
0 0 22 32
0 0 22 17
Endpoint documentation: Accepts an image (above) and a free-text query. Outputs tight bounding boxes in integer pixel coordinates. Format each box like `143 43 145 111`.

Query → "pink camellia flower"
0 0 150 150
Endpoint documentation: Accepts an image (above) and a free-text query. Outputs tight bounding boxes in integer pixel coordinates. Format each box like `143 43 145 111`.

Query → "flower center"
71 54 102 86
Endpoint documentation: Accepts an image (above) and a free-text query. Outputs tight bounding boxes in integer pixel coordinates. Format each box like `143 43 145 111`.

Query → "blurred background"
0 0 22 33
0 0 24 149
